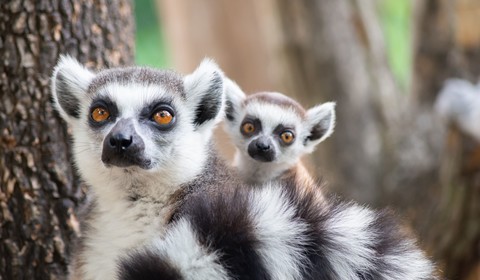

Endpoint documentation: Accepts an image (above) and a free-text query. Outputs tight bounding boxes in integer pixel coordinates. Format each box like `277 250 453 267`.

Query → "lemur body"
224 80 334 191
52 57 437 280
52 57 228 279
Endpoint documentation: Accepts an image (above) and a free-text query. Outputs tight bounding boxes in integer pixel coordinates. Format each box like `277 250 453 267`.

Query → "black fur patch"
273 124 296 146
88 97 118 129
357 209 413 279
118 249 183 280
175 188 270 280
306 115 332 142
170 151 270 280
225 100 235 121
194 72 223 126
279 178 339 279
240 116 262 137
55 72 81 118
165 150 435 280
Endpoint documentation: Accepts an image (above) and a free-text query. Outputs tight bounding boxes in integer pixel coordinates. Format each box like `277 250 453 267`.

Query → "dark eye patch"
138 98 174 118
139 98 177 131
240 116 262 137
88 97 118 129
273 124 296 146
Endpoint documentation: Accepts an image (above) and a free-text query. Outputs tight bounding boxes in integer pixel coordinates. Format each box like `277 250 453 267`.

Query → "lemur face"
224 79 335 167
51 56 224 188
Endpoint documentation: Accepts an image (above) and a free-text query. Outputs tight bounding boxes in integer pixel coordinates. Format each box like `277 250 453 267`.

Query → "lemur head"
224 79 335 175
51 56 225 197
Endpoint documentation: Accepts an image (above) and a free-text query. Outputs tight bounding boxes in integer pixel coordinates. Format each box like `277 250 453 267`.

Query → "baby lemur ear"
184 58 225 131
223 78 246 123
51 55 94 123
304 102 336 151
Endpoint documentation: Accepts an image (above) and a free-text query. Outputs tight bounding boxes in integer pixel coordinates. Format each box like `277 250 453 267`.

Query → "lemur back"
120 178 438 280
51 57 438 280
223 80 334 193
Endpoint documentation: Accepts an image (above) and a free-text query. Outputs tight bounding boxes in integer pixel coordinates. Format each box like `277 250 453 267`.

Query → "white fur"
148 218 231 280
51 55 95 123
379 241 435 280
224 78 246 108
223 83 336 184
249 185 309 279
304 102 336 152
51 56 226 280
321 203 436 280
233 103 307 184
184 58 226 139
323 204 377 279
81 196 167 280
69 81 212 279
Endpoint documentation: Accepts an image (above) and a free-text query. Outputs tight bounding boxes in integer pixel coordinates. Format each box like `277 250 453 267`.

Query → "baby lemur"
51 56 437 279
224 79 334 189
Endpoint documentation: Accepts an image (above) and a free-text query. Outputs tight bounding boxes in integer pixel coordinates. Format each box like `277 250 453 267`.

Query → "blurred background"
134 0 480 279
1 0 478 279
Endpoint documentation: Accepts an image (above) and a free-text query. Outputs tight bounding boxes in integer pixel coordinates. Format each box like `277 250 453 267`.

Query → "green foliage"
134 0 170 68
379 0 412 90
134 0 411 89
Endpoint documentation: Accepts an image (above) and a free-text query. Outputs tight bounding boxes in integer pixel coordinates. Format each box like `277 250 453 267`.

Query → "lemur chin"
51 56 438 280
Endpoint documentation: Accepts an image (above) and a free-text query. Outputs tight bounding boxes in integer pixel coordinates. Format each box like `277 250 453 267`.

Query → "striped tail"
119 183 438 280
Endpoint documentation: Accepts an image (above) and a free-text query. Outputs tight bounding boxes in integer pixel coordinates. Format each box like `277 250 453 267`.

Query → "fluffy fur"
223 79 335 186
51 56 437 280
120 179 438 280
51 55 226 279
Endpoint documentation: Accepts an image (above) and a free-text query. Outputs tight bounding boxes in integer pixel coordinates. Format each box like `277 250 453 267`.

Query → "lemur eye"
153 110 173 125
280 131 295 144
242 122 255 134
91 107 110 122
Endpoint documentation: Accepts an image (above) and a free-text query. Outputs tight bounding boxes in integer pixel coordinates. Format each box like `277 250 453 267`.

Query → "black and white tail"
119 182 438 280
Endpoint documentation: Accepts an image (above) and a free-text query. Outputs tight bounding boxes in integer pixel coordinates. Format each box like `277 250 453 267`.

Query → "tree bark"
158 0 480 279
0 1 134 279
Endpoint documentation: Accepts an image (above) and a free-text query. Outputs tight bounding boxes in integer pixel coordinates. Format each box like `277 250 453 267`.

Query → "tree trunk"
158 0 480 279
0 1 134 279
412 1 480 279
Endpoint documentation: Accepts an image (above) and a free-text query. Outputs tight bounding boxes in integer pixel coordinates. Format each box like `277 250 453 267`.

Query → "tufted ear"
223 78 246 123
183 58 225 132
304 102 336 151
51 55 95 124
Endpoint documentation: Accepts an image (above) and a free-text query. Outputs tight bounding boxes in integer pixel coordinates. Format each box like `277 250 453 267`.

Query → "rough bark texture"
158 0 480 279
0 1 134 279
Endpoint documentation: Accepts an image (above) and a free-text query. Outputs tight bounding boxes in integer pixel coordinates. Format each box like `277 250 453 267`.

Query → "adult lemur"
51 56 437 279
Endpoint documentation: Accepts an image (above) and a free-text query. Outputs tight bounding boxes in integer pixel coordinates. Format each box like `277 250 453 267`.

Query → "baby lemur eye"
242 122 255 134
91 107 110 122
153 110 174 125
280 130 295 144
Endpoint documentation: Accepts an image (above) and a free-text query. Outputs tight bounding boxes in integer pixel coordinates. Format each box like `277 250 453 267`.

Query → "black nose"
248 137 276 162
101 119 149 168
109 133 133 151
256 140 271 151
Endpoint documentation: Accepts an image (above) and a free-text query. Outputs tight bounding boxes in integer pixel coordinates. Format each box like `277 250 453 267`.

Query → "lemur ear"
51 55 94 123
184 58 225 131
304 102 336 150
224 78 246 122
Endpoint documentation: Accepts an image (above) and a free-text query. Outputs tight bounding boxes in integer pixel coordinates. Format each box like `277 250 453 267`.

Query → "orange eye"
280 131 295 144
153 110 173 125
91 107 110 122
242 122 255 134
